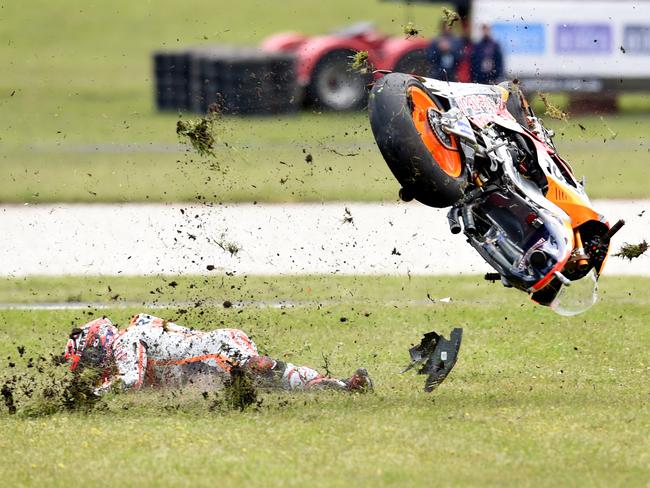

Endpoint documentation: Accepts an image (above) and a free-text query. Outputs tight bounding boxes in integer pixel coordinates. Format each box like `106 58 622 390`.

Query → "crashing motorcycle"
369 73 624 316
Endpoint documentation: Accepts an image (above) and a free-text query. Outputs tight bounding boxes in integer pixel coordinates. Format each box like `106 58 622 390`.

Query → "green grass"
1 112 648 203
1 0 649 203
1 275 649 486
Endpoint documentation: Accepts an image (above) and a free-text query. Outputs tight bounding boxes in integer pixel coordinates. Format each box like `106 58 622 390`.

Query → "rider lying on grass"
64 313 372 394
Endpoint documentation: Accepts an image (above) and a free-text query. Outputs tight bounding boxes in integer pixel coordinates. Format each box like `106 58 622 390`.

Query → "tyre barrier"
153 49 192 111
153 46 298 115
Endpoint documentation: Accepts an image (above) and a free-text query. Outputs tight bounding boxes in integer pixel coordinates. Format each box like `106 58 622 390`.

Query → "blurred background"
0 0 648 205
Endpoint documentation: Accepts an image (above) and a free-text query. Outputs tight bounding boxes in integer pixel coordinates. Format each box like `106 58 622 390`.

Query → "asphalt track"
1 200 648 277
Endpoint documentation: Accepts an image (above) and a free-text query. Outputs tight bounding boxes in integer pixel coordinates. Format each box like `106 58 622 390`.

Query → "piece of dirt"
442 7 461 27
403 22 419 38
537 92 569 121
223 366 257 411
216 239 241 256
1 383 16 414
342 207 353 225
176 111 219 157
614 240 648 261
599 116 618 140
349 51 372 75
323 147 359 157
11 364 106 417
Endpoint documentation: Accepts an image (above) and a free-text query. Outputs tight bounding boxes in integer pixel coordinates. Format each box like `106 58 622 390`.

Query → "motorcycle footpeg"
402 328 463 392
606 219 625 240
484 272 501 282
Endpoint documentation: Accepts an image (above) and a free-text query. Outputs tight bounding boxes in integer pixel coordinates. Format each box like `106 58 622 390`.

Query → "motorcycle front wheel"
369 72 467 207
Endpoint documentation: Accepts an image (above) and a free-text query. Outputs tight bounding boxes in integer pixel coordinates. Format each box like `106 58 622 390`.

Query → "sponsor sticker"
555 23 612 54
624 25 650 54
454 94 503 127
492 22 545 54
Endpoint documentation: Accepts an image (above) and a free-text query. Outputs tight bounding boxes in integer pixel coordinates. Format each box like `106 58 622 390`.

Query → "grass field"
1 1 649 203
3 2 649 485
1 275 649 486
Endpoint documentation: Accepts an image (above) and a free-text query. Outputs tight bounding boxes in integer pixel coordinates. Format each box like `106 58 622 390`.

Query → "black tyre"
306 49 371 111
368 72 468 207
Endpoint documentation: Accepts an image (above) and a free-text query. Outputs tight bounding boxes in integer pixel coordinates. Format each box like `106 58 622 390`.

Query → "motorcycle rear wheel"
369 73 467 207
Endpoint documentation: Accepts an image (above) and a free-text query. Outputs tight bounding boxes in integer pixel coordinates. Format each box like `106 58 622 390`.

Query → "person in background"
426 22 462 81
455 18 473 83
471 24 504 84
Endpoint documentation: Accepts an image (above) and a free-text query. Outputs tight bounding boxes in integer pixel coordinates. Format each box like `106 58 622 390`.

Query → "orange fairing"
408 86 463 177
545 176 601 229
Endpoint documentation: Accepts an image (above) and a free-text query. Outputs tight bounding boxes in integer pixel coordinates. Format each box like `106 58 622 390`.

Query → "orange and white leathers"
109 313 336 391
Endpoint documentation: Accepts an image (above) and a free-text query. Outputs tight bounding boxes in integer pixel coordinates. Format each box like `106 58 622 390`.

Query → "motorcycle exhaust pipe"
461 206 476 234
447 207 462 234
529 250 547 269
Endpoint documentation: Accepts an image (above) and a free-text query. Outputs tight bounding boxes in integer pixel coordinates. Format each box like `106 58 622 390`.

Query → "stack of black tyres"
153 49 192 111
153 46 298 115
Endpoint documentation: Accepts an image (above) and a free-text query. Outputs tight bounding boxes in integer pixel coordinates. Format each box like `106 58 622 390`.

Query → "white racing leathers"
109 313 339 391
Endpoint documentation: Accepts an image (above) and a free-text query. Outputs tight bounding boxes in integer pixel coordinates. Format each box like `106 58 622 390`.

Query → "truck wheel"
307 49 371 111
369 72 467 208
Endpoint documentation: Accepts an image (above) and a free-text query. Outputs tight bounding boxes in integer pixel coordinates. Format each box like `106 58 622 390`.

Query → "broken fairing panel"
403 328 463 392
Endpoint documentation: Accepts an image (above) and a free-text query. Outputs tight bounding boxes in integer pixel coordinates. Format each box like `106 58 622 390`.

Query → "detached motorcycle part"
402 328 463 392
369 73 468 208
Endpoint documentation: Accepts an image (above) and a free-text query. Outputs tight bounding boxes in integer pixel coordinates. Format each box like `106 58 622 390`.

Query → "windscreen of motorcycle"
550 268 598 316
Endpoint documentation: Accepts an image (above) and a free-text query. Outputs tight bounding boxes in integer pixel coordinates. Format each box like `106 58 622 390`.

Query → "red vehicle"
262 22 430 111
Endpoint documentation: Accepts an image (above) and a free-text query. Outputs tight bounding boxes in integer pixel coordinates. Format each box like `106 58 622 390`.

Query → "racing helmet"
64 317 118 371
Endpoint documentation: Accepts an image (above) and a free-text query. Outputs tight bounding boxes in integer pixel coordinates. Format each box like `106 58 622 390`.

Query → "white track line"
1 201 648 276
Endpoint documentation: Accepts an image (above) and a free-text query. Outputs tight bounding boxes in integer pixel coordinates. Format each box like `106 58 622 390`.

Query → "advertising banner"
473 0 650 91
